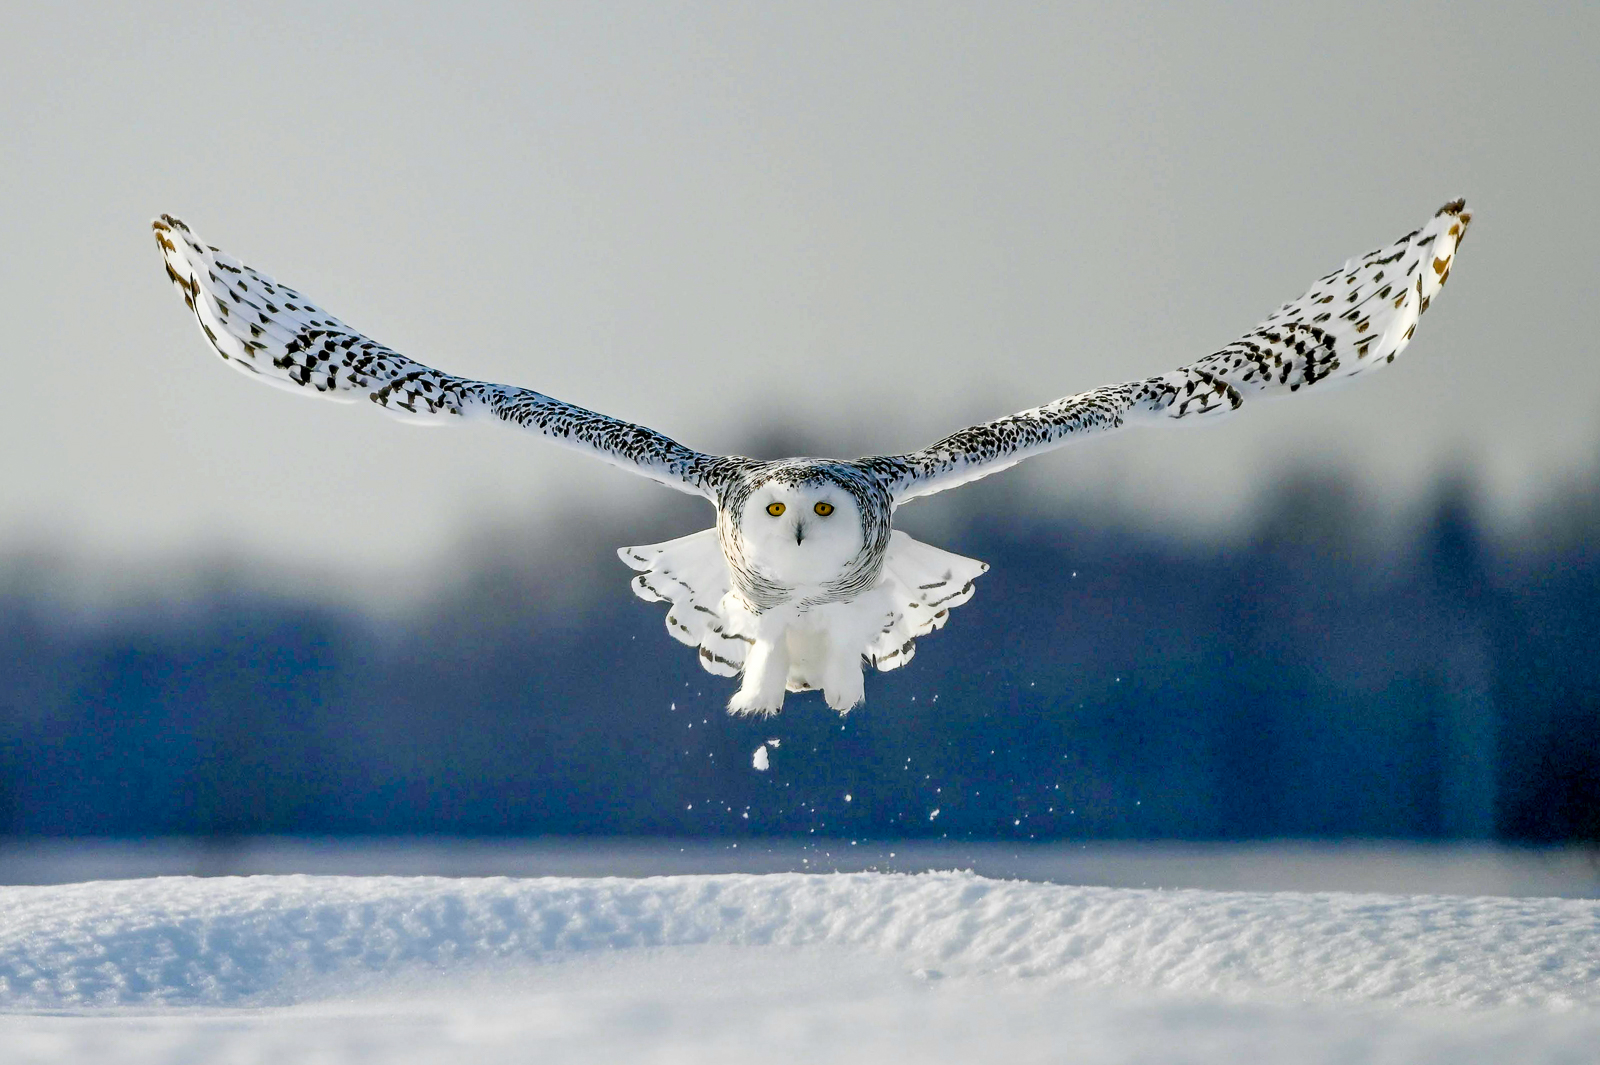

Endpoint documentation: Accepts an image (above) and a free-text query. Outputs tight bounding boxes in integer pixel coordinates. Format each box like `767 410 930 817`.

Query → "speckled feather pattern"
863 200 1471 501
155 203 1467 510
152 215 741 499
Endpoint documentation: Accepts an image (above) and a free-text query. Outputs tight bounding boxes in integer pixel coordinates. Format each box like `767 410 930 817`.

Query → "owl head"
733 471 867 586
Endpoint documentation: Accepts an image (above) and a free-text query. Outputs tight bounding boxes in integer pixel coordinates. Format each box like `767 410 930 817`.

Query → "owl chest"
719 526 887 613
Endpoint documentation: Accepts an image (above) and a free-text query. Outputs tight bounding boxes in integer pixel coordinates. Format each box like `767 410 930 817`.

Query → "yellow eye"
766 501 786 516
814 502 834 516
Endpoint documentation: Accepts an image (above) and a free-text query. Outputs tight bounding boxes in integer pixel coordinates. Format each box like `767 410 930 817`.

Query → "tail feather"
868 531 988 671
619 530 755 677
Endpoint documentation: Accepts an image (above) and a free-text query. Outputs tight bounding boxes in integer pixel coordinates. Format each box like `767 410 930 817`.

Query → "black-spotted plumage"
153 201 1470 714
862 200 1471 501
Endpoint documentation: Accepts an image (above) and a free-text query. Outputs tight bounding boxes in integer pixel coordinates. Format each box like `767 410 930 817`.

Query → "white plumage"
153 201 1470 715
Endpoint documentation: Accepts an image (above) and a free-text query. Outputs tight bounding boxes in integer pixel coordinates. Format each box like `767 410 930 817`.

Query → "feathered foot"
728 636 789 716
821 662 865 714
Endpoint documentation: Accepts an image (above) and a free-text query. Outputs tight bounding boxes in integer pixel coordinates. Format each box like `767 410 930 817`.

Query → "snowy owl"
154 200 1470 715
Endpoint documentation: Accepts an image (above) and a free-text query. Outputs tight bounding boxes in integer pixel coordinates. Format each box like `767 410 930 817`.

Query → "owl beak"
794 521 806 545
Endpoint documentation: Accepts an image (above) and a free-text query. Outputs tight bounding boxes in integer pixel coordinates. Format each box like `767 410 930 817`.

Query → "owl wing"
863 200 1471 503
152 215 738 499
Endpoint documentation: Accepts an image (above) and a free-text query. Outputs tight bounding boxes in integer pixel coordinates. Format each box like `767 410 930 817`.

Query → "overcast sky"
2 2 1596 601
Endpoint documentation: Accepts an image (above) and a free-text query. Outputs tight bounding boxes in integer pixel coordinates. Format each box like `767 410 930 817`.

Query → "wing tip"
1435 198 1472 236
151 214 207 265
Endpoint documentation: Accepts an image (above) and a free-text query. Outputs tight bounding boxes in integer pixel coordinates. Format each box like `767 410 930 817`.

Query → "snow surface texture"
4 839 1598 897
3 873 1598 1063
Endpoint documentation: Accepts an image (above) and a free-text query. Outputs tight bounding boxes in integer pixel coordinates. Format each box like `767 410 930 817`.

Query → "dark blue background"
3 465 1596 844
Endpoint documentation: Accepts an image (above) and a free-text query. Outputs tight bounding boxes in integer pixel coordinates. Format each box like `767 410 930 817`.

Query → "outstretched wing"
152 215 736 499
863 200 1472 503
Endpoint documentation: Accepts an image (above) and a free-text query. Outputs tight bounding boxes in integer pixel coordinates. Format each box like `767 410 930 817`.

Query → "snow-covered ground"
4 837 1598 897
3 869 1598 1063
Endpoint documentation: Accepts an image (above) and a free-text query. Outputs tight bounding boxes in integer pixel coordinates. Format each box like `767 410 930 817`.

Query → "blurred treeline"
1 465 1597 843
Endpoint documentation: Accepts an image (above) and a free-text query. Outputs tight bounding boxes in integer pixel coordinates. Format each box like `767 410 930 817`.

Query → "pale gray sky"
2 2 1596 600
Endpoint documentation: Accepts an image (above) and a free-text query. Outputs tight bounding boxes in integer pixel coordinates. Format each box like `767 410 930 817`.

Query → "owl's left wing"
152 215 738 499
862 200 1471 503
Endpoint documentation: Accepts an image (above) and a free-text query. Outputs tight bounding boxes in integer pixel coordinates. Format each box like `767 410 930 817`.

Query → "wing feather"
863 200 1472 502
152 216 734 498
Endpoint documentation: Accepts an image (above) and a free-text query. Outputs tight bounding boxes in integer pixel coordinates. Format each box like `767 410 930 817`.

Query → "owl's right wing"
862 200 1471 503
153 216 740 500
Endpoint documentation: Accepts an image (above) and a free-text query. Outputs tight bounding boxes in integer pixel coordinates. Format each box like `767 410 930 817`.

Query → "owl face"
737 477 866 587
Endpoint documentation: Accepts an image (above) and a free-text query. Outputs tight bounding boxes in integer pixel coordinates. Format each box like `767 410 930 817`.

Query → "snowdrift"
3 872 1596 1013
